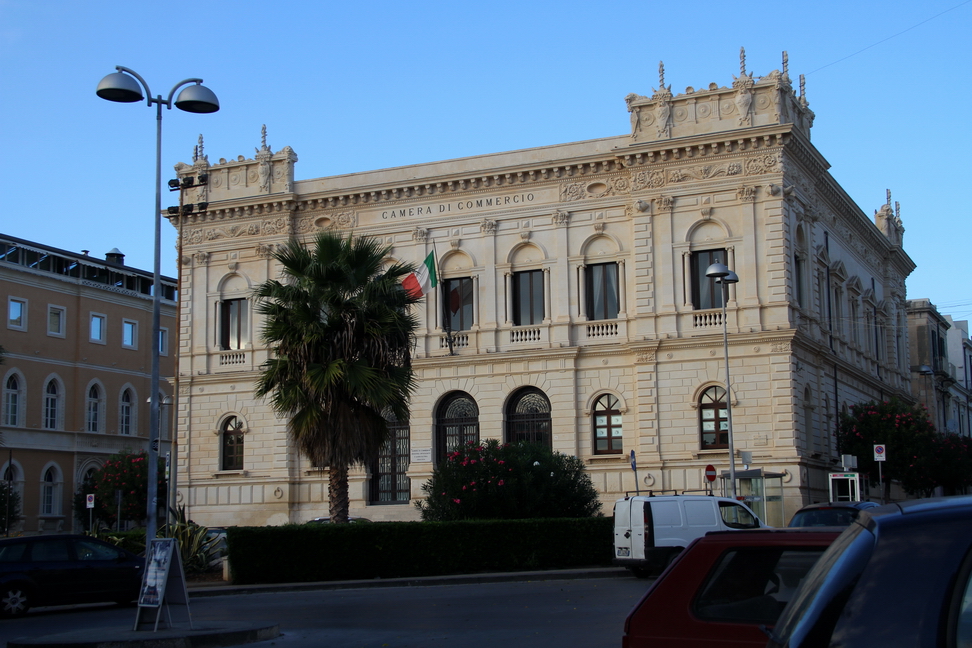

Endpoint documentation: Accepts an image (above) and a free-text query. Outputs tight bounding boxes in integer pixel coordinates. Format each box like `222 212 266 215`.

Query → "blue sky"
2 1 970 319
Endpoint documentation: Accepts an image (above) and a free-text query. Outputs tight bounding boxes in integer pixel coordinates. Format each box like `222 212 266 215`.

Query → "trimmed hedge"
225 517 613 585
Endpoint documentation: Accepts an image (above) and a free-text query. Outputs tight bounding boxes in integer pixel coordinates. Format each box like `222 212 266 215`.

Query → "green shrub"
416 440 602 521
0 481 20 535
226 517 613 584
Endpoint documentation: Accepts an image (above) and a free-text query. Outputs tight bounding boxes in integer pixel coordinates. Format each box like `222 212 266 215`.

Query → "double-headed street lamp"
705 261 739 499
96 67 219 542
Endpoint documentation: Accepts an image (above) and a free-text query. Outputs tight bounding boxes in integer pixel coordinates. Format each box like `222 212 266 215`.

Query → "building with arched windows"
171 55 916 527
0 234 175 533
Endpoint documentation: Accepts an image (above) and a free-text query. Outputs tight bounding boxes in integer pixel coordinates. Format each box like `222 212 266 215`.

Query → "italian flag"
403 251 437 298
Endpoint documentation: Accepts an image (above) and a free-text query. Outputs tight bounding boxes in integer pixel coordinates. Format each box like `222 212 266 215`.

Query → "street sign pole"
630 450 639 495
874 444 887 504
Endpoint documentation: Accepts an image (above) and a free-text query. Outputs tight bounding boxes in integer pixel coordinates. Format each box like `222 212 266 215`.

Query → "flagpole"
432 241 455 355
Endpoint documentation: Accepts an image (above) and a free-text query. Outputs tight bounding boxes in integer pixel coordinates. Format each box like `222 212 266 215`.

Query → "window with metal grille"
435 392 479 463
592 393 623 454
700 386 729 449
369 416 411 504
505 387 551 448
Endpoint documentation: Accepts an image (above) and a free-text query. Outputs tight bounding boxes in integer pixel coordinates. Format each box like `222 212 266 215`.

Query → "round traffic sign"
704 464 717 482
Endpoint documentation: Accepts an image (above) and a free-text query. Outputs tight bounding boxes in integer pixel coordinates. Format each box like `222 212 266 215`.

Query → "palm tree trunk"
328 464 350 523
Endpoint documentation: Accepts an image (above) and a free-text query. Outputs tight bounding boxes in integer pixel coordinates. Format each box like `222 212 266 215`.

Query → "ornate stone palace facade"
170 53 915 528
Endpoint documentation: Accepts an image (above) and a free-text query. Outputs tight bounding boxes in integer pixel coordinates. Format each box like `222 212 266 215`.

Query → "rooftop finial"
799 74 806 99
198 134 205 160
886 189 892 206
895 201 901 220
193 145 198 162
782 51 789 78
659 61 665 88
740 46 746 76
261 124 268 150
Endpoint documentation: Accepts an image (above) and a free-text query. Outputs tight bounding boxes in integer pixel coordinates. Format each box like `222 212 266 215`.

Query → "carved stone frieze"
552 210 570 226
194 251 210 266
481 219 496 234
631 169 666 191
205 223 261 241
256 242 276 259
262 217 288 236
412 227 428 243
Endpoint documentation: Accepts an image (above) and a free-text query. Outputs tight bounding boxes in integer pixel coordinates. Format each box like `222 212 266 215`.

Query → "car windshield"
767 522 874 647
718 501 760 529
789 508 860 527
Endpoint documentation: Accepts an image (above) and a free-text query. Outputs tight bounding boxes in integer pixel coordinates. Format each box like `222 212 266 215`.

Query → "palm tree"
254 231 420 523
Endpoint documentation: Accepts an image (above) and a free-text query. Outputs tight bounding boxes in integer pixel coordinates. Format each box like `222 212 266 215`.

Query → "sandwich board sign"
134 538 193 631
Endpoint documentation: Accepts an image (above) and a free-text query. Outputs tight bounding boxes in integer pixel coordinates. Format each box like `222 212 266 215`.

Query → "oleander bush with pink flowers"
416 439 602 521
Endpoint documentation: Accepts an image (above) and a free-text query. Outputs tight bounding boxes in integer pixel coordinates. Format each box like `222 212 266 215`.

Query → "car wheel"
1 585 31 617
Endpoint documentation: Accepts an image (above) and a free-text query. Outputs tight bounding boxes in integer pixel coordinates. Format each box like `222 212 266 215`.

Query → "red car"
622 529 840 648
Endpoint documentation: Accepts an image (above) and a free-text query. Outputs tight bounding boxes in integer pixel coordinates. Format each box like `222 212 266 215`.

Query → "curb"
186 566 632 597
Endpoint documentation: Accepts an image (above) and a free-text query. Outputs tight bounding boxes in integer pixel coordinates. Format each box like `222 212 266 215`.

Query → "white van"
613 494 766 576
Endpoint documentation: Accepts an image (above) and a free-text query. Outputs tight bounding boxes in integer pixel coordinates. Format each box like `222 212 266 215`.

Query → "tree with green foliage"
0 480 21 534
835 399 959 498
254 231 420 523
74 451 167 528
417 439 602 521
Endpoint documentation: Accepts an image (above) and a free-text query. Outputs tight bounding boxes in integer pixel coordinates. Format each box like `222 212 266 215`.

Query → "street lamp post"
705 261 739 499
96 67 218 543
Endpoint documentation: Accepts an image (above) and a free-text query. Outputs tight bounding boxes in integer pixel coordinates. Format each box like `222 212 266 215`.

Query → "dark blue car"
768 495 972 646
0 534 143 616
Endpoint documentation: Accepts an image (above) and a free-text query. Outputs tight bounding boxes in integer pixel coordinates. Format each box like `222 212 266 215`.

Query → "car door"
71 537 140 603
25 537 85 606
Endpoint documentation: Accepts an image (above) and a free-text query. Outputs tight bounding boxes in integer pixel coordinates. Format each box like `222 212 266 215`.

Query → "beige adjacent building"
0 234 175 533
171 53 915 528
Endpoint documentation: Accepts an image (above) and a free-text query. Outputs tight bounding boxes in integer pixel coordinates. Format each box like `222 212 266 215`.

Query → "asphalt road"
1 574 650 648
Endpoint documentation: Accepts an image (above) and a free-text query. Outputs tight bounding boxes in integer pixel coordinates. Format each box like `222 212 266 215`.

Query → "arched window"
119 389 134 435
2 374 22 428
592 394 623 455
43 380 60 430
369 411 410 504
86 384 103 433
221 416 245 471
505 387 552 448
41 466 61 516
699 386 728 449
435 392 479 462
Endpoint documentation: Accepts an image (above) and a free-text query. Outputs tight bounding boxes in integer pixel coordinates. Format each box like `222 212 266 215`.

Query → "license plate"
616 547 630 557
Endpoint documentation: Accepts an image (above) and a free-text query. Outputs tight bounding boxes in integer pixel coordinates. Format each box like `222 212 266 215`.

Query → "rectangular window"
90 313 106 344
47 305 66 337
691 250 727 310
512 270 544 326
442 278 474 332
794 254 805 308
586 263 619 320
122 319 138 349
7 298 26 330
218 299 249 350
159 328 168 356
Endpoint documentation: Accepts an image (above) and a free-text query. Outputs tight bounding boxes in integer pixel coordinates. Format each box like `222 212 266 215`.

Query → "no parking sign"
874 444 887 462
